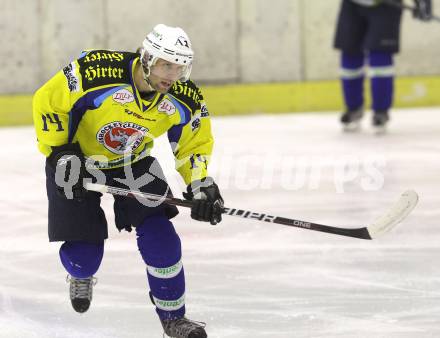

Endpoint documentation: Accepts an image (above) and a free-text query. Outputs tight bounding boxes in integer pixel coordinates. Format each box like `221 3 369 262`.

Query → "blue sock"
136 214 185 320
368 51 394 113
59 241 104 279
341 52 365 111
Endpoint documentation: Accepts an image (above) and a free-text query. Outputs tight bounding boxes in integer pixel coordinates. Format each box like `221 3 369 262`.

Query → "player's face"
149 59 188 93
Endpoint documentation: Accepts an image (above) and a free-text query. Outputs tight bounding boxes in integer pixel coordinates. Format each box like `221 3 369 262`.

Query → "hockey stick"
84 182 418 240
382 0 440 22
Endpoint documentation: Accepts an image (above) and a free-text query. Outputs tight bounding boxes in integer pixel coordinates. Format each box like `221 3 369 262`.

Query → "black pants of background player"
334 0 402 118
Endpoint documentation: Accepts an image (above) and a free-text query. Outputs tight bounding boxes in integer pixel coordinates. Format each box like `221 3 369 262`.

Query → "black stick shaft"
223 208 371 239
90 184 372 240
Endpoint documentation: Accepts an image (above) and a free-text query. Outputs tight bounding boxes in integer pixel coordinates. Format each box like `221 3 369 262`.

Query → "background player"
334 0 432 133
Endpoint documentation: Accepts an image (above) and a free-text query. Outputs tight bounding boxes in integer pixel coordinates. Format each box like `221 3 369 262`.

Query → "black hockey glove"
413 0 432 21
47 142 87 201
183 177 224 225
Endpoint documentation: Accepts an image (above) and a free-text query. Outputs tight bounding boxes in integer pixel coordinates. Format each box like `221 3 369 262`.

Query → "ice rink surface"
1 108 439 338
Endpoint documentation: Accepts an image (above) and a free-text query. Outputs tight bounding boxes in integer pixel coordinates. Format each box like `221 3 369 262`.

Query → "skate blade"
342 121 361 132
373 125 387 135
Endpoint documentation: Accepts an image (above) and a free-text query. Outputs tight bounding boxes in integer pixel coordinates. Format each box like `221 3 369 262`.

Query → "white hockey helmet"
141 24 194 82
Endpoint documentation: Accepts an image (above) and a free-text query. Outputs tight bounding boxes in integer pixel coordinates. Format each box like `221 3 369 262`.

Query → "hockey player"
32 24 224 338
334 0 432 133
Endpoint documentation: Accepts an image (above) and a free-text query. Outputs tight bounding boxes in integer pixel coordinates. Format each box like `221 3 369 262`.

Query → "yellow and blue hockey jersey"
33 49 213 184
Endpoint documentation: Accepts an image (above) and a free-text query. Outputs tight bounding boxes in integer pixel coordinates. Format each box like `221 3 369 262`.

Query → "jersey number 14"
41 113 64 132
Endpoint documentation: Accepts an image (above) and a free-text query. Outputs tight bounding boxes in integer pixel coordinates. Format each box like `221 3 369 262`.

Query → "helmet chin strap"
142 72 155 92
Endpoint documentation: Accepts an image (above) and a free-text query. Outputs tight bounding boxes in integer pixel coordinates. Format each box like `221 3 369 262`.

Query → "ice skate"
161 317 207 338
372 112 389 135
67 275 97 313
340 107 363 132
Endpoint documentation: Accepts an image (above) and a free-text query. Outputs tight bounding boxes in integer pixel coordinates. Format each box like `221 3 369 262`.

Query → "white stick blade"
367 190 419 239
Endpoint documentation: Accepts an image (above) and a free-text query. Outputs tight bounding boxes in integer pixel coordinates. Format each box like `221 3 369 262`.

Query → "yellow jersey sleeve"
32 62 82 156
167 82 214 185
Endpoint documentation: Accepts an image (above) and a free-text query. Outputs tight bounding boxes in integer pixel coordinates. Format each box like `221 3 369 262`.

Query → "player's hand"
183 177 224 225
413 0 432 21
47 143 88 201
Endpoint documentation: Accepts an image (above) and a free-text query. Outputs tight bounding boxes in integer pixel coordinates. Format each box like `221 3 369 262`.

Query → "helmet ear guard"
140 49 151 78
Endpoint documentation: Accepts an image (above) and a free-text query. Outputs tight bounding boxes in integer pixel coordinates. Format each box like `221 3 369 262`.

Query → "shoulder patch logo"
158 98 176 115
112 89 134 104
63 63 79 92
200 103 209 117
191 118 201 131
